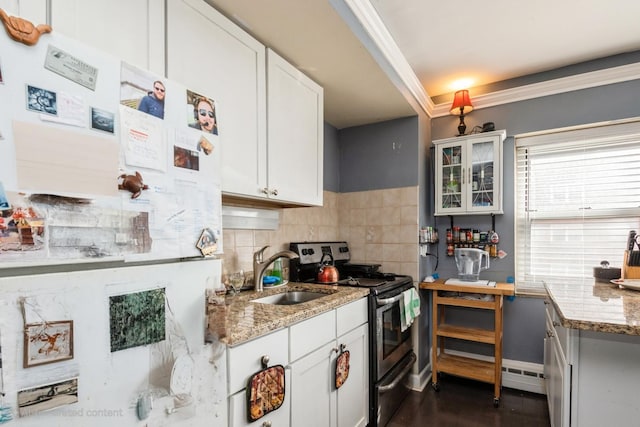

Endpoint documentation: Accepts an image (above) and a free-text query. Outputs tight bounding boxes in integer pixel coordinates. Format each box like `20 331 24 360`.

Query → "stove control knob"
308 248 315 255
301 249 308 255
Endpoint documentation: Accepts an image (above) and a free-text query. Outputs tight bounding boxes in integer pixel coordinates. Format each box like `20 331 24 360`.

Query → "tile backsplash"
222 186 419 282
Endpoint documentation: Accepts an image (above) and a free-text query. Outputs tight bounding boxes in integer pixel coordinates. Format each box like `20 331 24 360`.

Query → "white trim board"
431 62 640 118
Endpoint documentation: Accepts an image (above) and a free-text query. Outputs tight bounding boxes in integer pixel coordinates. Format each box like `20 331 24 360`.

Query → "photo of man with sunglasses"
189 95 218 135
138 80 165 119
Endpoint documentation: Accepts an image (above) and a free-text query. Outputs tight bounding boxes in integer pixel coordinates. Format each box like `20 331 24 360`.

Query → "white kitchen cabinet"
335 323 368 427
289 309 336 362
226 328 290 427
167 1 323 206
335 298 369 427
290 340 337 427
167 0 267 201
228 370 291 427
544 302 571 427
266 48 324 206
227 328 289 395
289 298 368 427
49 0 165 74
434 130 505 215
226 297 368 427
544 299 640 427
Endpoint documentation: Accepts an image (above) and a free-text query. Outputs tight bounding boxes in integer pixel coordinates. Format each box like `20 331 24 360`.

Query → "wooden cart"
420 279 515 406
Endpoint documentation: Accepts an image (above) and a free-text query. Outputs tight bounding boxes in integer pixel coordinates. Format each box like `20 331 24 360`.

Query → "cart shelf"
421 279 514 406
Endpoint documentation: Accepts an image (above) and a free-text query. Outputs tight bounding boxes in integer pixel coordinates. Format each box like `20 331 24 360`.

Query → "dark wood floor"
388 375 551 427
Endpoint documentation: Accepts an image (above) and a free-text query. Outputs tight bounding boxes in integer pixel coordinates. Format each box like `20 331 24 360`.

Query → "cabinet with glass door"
434 130 506 215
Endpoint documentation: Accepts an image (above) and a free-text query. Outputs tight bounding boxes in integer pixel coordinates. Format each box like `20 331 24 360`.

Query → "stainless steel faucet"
253 246 299 292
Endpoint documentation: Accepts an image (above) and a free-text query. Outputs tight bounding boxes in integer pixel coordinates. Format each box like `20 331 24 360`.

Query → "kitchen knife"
628 230 637 251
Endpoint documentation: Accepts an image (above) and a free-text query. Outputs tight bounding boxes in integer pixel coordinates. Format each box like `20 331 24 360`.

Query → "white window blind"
515 119 640 295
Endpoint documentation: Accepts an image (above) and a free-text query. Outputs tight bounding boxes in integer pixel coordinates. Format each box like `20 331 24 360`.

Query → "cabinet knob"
261 355 270 368
262 421 272 427
260 187 269 195
552 321 560 327
270 189 278 196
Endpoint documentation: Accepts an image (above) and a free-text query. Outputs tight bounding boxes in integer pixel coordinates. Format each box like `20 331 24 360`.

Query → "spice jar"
489 244 498 257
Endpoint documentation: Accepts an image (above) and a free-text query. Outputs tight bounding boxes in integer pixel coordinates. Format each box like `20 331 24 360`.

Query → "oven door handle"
378 352 416 393
376 292 405 307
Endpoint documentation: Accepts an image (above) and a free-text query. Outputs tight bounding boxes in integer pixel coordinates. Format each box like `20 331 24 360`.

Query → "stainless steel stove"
289 241 417 427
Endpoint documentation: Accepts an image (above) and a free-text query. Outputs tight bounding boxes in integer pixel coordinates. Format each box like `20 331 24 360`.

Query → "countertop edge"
206 282 370 346
545 282 640 336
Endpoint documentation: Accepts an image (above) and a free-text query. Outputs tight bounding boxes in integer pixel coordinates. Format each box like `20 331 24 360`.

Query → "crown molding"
341 0 640 120
341 0 434 116
431 62 640 117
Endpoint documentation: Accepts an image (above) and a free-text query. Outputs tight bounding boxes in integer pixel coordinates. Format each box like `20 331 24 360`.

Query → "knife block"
622 251 640 279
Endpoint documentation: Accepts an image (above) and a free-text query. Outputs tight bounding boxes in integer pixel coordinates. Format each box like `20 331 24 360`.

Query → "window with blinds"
515 119 640 295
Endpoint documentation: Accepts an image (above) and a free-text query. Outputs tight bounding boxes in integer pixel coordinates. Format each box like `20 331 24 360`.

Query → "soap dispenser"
272 258 283 284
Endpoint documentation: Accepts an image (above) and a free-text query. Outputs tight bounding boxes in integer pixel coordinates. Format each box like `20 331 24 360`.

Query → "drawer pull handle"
552 321 560 327
333 343 347 354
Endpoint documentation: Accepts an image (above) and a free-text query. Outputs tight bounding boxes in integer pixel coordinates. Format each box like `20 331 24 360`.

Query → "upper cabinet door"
435 140 466 213
467 137 501 213
434 130 505 215
167 0 268 199
49 0 165 74
267 49 324 206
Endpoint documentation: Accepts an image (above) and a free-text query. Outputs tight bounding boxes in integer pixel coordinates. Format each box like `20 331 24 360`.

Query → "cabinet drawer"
289 310 335 362
228 370 290 427
228 328 289 395
336 297 368 337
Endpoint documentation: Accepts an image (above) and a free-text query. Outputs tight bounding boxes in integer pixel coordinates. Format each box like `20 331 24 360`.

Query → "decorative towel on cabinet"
246 365 285 422
335 349 350 389
400 287 421 332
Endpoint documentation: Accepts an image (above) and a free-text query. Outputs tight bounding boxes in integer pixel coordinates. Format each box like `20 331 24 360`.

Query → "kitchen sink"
251 291 328 306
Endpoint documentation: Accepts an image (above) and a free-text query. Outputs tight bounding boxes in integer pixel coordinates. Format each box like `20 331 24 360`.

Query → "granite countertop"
206 282 370 346
545 279 640 335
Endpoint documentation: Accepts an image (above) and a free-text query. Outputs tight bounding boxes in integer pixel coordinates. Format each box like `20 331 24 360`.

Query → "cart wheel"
432 382 440 392
493 398 500 408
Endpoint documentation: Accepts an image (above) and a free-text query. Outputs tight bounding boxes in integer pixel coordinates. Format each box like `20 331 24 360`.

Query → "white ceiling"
206 0 640 129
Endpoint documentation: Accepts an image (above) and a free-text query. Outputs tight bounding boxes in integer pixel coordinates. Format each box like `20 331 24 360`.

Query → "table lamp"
450 89 474 136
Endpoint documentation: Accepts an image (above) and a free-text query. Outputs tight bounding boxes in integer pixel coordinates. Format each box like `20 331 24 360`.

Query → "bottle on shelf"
489 230 499 257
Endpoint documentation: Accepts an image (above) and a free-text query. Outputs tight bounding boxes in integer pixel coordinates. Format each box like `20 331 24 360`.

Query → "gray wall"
327 78 640 366
323 122 341 192
338 116 419 192
432 78 640 363
330 114 434 372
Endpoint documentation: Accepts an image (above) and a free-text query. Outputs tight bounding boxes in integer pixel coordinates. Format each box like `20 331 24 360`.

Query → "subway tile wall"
222 186 419 283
